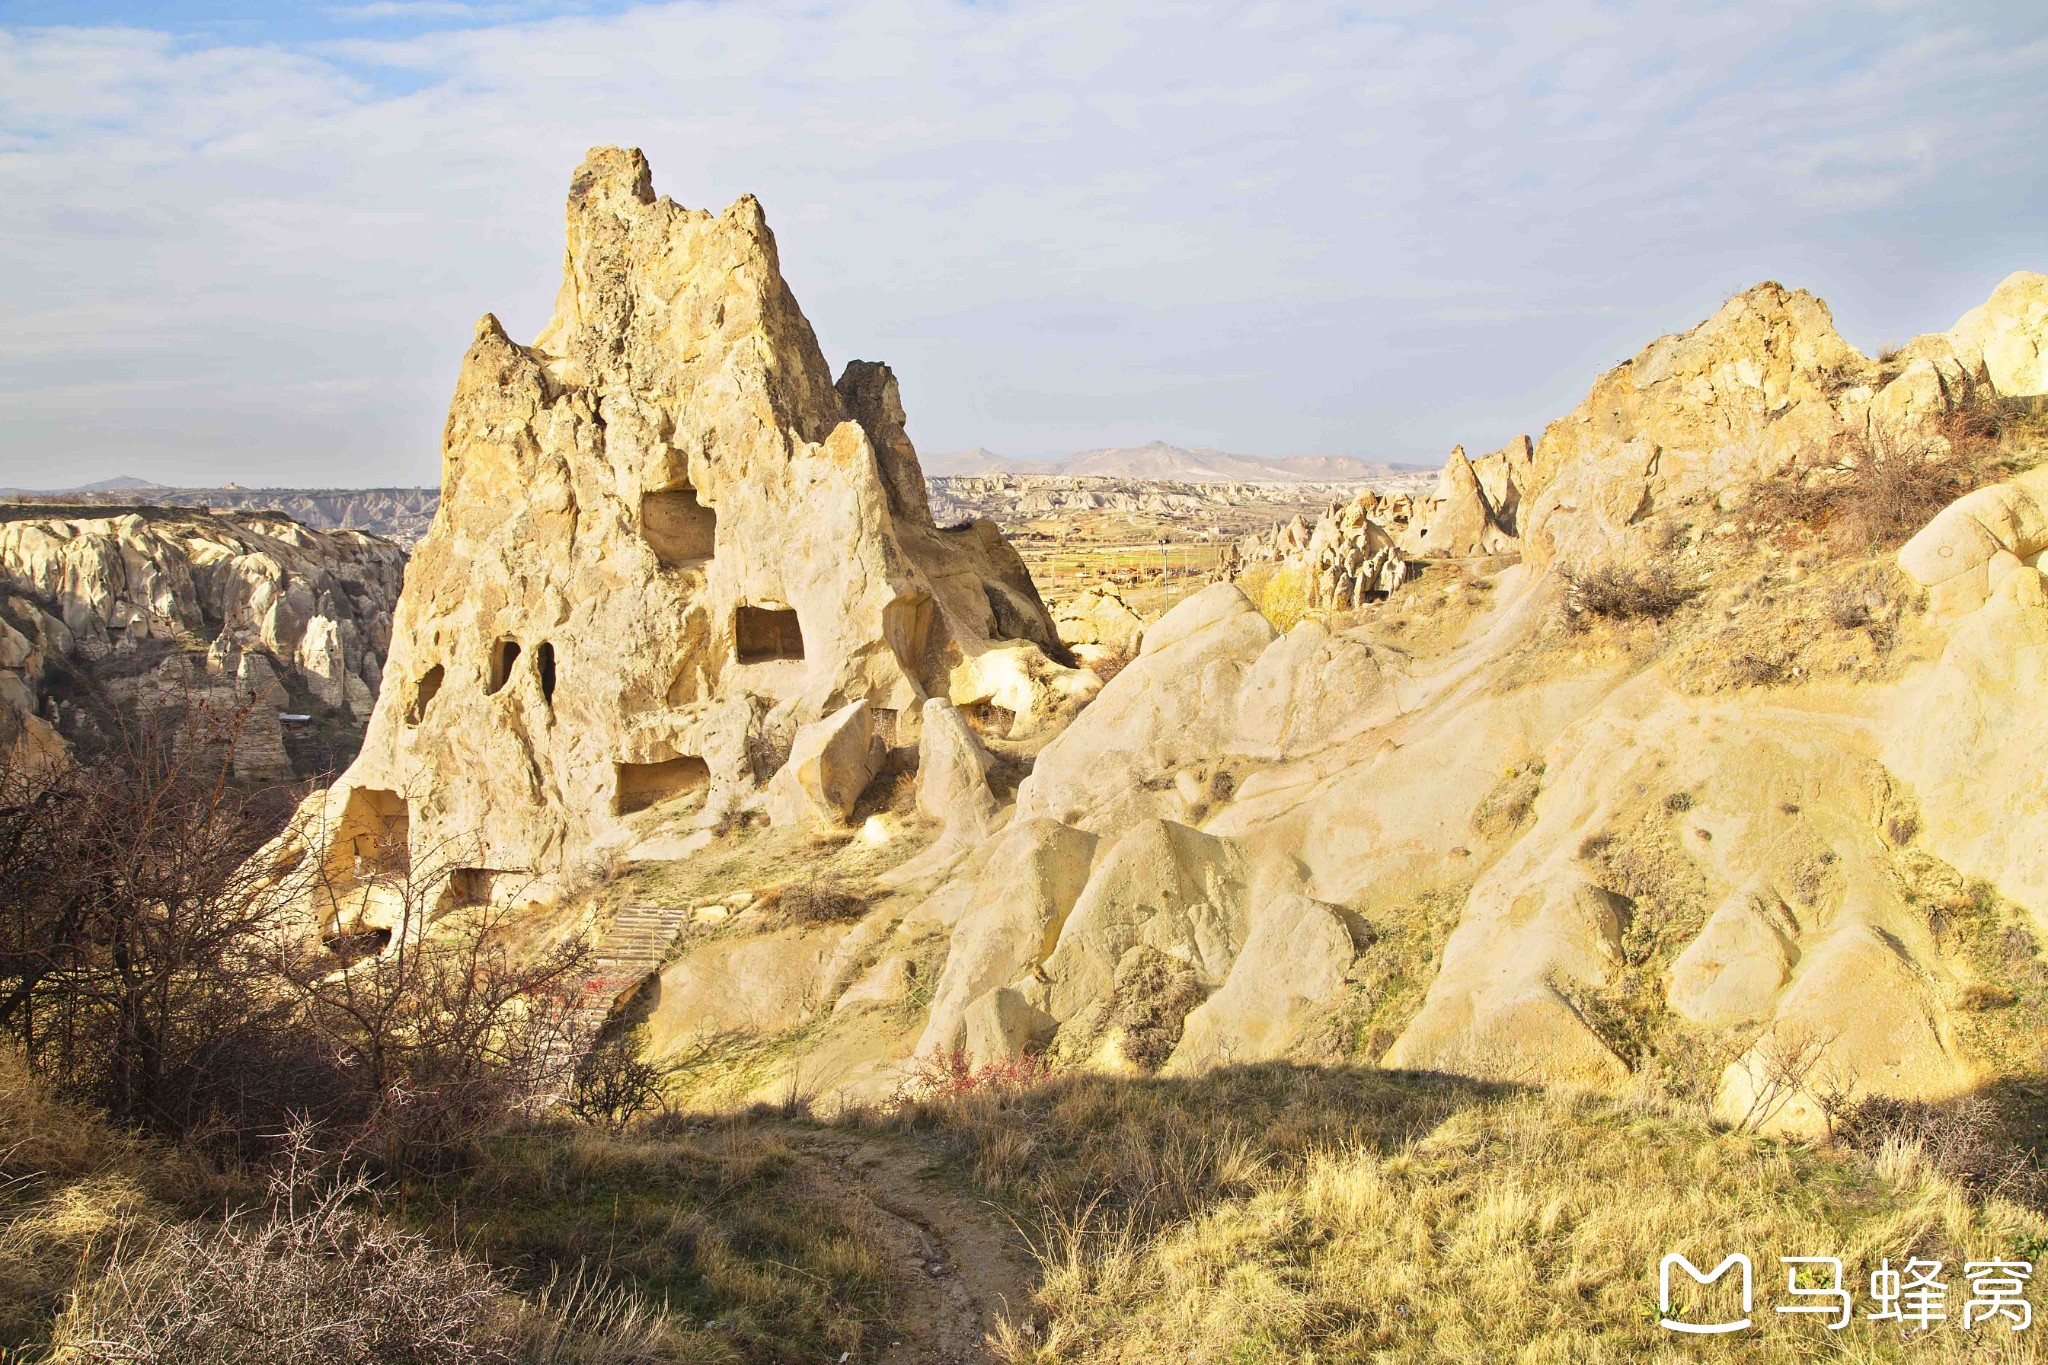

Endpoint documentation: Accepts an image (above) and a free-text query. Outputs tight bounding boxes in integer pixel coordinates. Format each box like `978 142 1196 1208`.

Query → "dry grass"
891 1065 2048 1362
422 1122 893 1363
0 1052 899 1362
766 875 870 926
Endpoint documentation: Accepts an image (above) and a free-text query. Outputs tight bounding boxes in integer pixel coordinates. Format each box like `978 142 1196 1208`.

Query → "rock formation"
1228 274 2048 604
29 487 445 548
1047 587 1145 659
299 147 1087 932
1223 493 1422 611
0 505 404 777
606 268 2048 1141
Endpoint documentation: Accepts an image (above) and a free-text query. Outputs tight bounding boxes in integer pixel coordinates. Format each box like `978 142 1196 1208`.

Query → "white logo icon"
1660 1253 1754 1335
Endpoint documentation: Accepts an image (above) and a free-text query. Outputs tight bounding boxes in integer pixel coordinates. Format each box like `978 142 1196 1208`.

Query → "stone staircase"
563 902 692 1057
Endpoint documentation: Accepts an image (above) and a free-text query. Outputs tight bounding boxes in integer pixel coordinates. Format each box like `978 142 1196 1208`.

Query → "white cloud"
0 1 2044 485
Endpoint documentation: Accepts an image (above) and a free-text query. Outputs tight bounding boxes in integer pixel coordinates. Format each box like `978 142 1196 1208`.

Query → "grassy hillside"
889 1064 2048 1361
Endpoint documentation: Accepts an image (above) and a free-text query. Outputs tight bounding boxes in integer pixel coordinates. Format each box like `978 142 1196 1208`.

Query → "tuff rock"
290 147 1086 932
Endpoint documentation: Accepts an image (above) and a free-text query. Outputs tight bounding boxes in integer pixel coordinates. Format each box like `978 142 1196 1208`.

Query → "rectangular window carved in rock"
446 868 503 907
614 755 711 815
735 605 805 663
642 487 718 566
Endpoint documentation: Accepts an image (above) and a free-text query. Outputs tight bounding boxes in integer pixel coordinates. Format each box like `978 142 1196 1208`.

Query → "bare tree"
0 698 321 1141
286 832 594 1174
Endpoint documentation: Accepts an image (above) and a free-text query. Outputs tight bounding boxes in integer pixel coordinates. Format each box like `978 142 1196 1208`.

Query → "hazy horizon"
3 0 2044 487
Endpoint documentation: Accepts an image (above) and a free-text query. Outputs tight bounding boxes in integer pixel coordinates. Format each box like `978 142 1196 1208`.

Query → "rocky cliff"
0 504 405 777
606 269 2048 1139
1232 274 2048 601
294 147 1090 933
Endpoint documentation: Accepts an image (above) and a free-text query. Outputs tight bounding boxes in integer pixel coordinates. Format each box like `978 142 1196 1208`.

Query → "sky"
1 1 2044 488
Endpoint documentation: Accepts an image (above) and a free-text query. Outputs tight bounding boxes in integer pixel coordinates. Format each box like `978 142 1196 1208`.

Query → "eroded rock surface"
295 147 1087 929
0 505 404 776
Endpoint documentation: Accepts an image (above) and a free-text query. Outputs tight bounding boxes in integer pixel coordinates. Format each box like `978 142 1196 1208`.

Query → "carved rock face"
321 146 1082 892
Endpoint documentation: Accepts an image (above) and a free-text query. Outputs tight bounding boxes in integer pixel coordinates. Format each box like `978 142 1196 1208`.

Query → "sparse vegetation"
770 875 869 926
889 1064 2048 1362
1748 414 2017 553
1563 561 1700 621
1468 761 1544 840
1243 562 1315 632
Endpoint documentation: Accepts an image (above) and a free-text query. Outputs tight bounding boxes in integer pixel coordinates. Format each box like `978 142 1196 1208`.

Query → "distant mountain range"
0 475 167 496
1 481 441 546
921 441 1428 483
0 442 1425 544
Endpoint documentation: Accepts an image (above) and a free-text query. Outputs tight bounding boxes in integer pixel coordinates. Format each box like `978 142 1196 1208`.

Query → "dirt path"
791 1130 1041 1364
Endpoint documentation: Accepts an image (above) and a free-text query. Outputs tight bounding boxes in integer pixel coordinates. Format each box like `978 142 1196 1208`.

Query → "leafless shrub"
1751 417 2011 552
1725 651 1790 689
1840 1094 2046 1205
52 1132 514 1364
1730 1025 1835 1135
1563 563 1699 621
1105 948 1205 1071
0 700 328 1146
771 876 868 926
567 1029 672 1132
284 864 592 1177
1087 647 1137 686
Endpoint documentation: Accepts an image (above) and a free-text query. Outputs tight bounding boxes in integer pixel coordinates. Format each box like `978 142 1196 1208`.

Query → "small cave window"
642 487 718 567
735 606 805 663
406 664 445 725
486 638 521 695
535 642 557 702
614 755 711 815
338 787 410 879
446 868 502 907
322 925 391 964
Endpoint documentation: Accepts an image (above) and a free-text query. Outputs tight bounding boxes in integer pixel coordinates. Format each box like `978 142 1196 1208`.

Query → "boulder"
1040 819 1249 1025
962 986 1057 1063
766 700 885 829
1232 620 1398 761
914 697 998 845
645 925 847 1048
1050 587 1145 656
1882 579 2048 927
1714 925 1972 1135
833 953 916 1014
1166 892 1355 1071
1016 584 1275 829
1947 270 2048 398
1896 466 2048 615
911 818 1098 1056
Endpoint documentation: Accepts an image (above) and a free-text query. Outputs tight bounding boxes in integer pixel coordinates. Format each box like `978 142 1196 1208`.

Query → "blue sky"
2 0 2044 487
